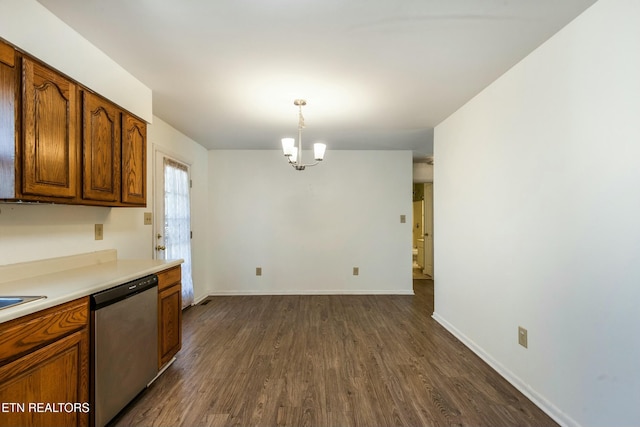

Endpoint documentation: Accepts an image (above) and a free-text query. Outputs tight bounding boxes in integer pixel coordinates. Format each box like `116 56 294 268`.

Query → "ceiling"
37 0 597 160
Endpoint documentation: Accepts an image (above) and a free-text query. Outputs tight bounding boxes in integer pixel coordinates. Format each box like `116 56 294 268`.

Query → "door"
423 183 434 277
154 151 194 307
412 200 424 250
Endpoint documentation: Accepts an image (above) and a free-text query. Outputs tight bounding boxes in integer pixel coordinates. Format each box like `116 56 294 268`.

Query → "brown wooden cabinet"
21 57 79 199
0 297 90 427
0 38 146 207
157 266 182 369
82 91 120 203
0 40 16 200
121 113 146 205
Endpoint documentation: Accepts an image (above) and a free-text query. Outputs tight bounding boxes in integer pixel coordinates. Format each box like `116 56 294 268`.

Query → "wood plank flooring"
112 280 558 427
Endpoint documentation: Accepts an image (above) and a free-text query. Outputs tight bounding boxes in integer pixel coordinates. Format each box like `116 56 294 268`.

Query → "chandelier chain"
281 99 326 171
298 106 305 129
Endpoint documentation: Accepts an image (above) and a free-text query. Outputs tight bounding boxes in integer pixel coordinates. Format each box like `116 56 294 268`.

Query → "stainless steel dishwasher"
91 274 159 427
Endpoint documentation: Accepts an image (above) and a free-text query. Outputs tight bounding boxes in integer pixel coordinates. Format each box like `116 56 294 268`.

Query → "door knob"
156 245 166 251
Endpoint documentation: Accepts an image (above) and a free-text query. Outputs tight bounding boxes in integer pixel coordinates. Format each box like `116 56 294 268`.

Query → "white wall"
0 203 152 264
0 0 155 266
148 116 209 302
433 0 640 426
208 150 413 294
0 0 151 122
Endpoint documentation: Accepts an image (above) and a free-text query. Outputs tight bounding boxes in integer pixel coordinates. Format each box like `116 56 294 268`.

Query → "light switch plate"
518 326 528 348
353 267 359 276
256 267 262 276
95 224 103 240
144 212 152 225
400 215 406 223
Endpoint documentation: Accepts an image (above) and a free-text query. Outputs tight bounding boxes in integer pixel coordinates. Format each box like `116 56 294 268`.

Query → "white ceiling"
37 0 597 159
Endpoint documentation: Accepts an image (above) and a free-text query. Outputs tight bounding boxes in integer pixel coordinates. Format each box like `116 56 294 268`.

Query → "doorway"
154 150 194 307
412 182 433 279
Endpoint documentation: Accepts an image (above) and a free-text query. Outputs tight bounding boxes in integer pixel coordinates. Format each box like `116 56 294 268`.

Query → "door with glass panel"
154 151 194 307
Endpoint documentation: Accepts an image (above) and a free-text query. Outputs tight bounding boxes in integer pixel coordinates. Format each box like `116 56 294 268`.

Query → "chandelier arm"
299 161 320 168
287 157 319 168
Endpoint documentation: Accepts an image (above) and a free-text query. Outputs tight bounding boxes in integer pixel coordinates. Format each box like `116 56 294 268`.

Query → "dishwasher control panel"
90 274 158 310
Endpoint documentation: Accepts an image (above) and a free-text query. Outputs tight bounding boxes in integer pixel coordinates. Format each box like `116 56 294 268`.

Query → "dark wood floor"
112 279 558 427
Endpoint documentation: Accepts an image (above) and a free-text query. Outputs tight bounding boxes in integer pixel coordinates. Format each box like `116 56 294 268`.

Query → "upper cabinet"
82 91 120 203
0 38 146 207
22 57 79 199
121 114 146 205
0 41 17 200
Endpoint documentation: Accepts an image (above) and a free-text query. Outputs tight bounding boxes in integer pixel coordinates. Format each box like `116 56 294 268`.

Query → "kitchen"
0 5 202 419
0 2 410 425
0 251 182 427
3 1 638 426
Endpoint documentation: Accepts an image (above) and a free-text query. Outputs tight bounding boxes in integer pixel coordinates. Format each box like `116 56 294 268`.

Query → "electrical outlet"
144 212 152 225
95 224 103 240
256 267 262 276
518 326 528 348
353 267 359 276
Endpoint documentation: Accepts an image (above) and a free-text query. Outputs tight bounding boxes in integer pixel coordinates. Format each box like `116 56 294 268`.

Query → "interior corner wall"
207 150 413 295
432 0 640 426
0 0 154 266
148 116 209 303
0 0 152 122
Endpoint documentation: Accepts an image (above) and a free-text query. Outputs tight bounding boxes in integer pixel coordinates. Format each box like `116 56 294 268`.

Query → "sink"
0 296 46 310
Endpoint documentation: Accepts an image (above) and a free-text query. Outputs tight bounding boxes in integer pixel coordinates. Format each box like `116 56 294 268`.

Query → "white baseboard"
431 312 580 427
206 289 415 296
193 293 209 305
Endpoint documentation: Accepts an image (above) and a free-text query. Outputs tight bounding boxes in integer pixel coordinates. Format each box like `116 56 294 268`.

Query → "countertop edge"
0 259 183 324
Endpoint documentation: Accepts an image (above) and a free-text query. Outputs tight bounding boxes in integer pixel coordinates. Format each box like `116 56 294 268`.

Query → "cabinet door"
0 41 16 199
22 58 78 198
82 91 120 202
158 283 182 368
121 113 146 205
0 329 89 427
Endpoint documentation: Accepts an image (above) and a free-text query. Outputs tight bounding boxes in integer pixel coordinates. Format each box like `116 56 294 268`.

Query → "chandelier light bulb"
313 142 326 161
281 138 295 156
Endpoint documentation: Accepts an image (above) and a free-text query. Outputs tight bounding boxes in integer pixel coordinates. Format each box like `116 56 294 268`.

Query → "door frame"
423 182 434 277
152 146 193 260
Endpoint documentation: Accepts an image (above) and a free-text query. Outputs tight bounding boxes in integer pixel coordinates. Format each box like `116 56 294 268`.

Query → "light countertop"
0 250 182 323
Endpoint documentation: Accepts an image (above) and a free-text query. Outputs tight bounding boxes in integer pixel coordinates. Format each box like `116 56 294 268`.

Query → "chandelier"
281 99 326 170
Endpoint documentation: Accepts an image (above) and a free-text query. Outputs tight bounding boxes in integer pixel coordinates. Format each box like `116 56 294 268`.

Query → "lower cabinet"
157 266 182 369
0 298 90 427
0 267 182 427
